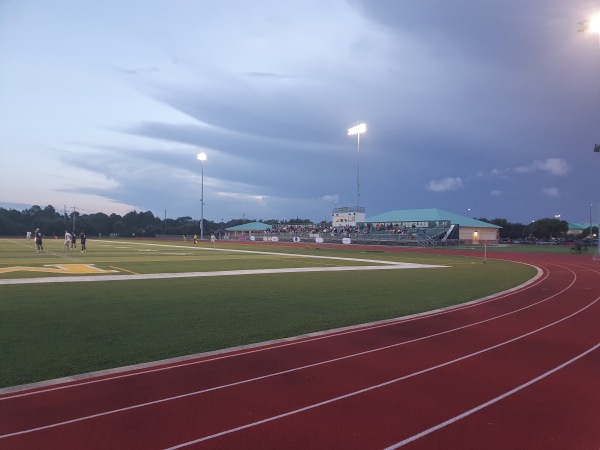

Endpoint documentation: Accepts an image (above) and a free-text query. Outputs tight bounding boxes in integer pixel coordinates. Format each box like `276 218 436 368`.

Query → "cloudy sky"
2 0 600 225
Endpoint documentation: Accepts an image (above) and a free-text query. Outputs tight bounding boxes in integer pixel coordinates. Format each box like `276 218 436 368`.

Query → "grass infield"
0 238 537 388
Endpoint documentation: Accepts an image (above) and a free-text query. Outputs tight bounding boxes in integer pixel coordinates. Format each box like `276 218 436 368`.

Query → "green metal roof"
225 222 272 231
568 222 591 231
365 208 501 228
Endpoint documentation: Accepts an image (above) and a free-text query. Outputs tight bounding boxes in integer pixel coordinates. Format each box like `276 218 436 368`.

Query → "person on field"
193 234 197 244
35 229 44 253
71 231 77 249
64 230 72 252
26 231 32 243
80 231 87 252
210 234 216 246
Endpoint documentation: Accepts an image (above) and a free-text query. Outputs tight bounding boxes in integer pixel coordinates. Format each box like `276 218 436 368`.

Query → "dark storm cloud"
5 0 600 223
354 0 562 62
148 82 349 145
133 0 599 220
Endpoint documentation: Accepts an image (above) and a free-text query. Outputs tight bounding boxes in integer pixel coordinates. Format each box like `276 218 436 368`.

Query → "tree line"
0 205 314 238
477 217 597 241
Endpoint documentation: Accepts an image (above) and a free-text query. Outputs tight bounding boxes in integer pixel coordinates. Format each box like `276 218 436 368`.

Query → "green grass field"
0 238 537 388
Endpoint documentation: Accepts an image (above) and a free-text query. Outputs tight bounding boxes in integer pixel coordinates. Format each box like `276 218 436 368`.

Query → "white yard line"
0 263 446 285
96 239 414 265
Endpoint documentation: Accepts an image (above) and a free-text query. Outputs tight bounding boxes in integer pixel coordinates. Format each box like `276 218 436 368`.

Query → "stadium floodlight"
590 15 600 33
578 15 600 32
197 152 207 241
347 123 367 207
347 123 367 136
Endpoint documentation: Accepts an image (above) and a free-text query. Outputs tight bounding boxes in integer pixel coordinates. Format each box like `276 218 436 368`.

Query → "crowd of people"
363 223 418 235
266 223 334 235
264 223 367 236
260 222 450 242
265 222 422 236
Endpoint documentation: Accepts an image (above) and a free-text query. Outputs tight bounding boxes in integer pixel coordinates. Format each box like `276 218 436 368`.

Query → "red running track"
0 251 599 449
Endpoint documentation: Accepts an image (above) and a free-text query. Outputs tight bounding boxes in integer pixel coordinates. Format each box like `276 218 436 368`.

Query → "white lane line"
163 297 600 449
0 267 547 399
384 342 600 449
0 269 587 441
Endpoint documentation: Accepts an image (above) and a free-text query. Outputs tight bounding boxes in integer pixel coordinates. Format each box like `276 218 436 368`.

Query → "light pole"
197 152 207 241
591 203 593 239
581 16 600 257
595 151 600 256
579 15 600 34
347 123 367 207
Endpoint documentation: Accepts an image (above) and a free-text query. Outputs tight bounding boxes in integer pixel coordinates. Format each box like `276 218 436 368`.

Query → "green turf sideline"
0 264 544 396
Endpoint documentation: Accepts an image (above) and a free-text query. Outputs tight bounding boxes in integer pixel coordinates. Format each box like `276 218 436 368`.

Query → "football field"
0 237 536 389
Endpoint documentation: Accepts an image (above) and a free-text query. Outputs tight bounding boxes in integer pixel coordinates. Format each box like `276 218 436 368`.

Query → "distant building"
364 208 501 245
225 222 271 238
567 222 593 235
332 206 366 228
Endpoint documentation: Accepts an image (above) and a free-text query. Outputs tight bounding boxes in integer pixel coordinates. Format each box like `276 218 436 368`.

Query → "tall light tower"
581 16 600 258
595 148 600 257
347 123 367 207
197 152 207 241
590 203 593 239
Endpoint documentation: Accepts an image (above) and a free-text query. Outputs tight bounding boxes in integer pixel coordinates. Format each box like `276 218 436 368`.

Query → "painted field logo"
0 264 119 274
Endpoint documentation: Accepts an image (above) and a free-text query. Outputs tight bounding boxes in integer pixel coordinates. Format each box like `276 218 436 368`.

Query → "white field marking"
0 239 447 286
0 264 445 285
0 268 582 441
162 296 600 449
384 342 600 449
0 266 546 398
97 239 421 266
0 264 118 275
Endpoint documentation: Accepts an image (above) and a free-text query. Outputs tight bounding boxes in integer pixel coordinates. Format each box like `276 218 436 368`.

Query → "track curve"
1 250 598 449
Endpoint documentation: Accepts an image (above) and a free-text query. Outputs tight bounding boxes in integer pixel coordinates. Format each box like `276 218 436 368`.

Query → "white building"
332 206 366 228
